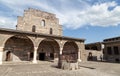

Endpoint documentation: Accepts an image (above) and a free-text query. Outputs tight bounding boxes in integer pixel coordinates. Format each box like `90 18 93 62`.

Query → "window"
50 28 53 34
107 47 112 55
41 20 45 26
113 46 119 55
32 25 36 32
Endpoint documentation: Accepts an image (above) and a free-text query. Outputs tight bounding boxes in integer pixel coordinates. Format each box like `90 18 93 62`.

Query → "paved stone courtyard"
0 61 120 76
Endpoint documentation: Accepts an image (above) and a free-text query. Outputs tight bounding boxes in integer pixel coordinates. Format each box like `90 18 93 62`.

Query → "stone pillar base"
32 60 37 64
0 47 3 65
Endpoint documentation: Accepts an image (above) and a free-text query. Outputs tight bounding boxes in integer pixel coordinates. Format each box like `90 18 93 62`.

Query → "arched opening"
50 28 53 34
41 20 45 26
32 25 36 32
38 38 59 61
62 41 78 62
4 35 34 62
87 52 93 61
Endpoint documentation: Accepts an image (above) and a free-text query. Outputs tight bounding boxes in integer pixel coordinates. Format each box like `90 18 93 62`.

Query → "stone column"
53 53 58 61
32 47 38 64
0 47 3 65
58 47 63 68
77 50 81 62
27 52 30 61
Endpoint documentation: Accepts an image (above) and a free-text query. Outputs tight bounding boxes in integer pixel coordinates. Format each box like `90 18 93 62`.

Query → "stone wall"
0 8 85 64
103 42 120 62
16 8 62 36
86 50 103 61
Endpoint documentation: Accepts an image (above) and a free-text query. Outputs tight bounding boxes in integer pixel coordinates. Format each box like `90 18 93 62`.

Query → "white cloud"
60 1 120 29
0 0 120 29
0 16 16 29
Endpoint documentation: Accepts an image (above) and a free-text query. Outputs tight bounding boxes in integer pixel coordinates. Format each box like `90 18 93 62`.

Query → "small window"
50 28 53 34
32 25 36 32
41 20 45 26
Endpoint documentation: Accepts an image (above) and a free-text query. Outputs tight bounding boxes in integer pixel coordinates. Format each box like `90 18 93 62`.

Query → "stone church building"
0 8 86 65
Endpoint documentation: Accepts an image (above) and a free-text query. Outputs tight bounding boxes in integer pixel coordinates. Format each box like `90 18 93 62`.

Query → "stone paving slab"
0 61 119 76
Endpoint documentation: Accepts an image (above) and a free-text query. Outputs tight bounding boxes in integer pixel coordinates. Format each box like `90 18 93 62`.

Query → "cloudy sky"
0 0 120 43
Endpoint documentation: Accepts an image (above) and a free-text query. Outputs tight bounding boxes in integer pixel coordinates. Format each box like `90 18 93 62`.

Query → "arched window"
32 25 36 32
41 20 45 26
50 28 53 34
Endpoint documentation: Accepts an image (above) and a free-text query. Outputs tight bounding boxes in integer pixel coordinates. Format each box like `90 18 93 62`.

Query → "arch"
62 41 78 62
37 38 60 61
3 35 34 61
41 20 45 26
0 35 14 48
87 52 93 61
32 25 36 32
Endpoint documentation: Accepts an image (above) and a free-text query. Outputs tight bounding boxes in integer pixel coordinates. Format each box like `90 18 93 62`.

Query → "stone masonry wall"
104 42 120 62
16 8 62 36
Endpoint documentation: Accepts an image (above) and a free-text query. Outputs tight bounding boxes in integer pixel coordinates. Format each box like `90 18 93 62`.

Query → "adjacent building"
85 37 120 63
85 42 103 61
103 37 120 63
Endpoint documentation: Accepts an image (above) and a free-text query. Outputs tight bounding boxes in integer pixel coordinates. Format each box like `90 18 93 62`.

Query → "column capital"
0 47 4 52
0 47 4 49
77 59 82 62
34 47 38 50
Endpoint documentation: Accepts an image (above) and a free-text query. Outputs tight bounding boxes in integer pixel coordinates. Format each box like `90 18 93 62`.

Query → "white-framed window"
41 20 45 26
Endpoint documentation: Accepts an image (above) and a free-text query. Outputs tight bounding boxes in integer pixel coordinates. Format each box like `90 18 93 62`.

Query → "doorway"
6 51 11 61
39 53 45 60
115 58 119 63
50 53 54 59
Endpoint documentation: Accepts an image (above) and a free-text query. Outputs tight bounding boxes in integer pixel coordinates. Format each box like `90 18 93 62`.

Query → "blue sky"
0 0 120 43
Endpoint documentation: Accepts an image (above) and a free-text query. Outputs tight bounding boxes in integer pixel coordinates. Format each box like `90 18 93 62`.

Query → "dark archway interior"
62 41 78 62
115 58 119 63
4 35 34 61
38 39 59 61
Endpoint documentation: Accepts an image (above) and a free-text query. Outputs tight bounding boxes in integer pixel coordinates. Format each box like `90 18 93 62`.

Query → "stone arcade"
0 8 86 67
